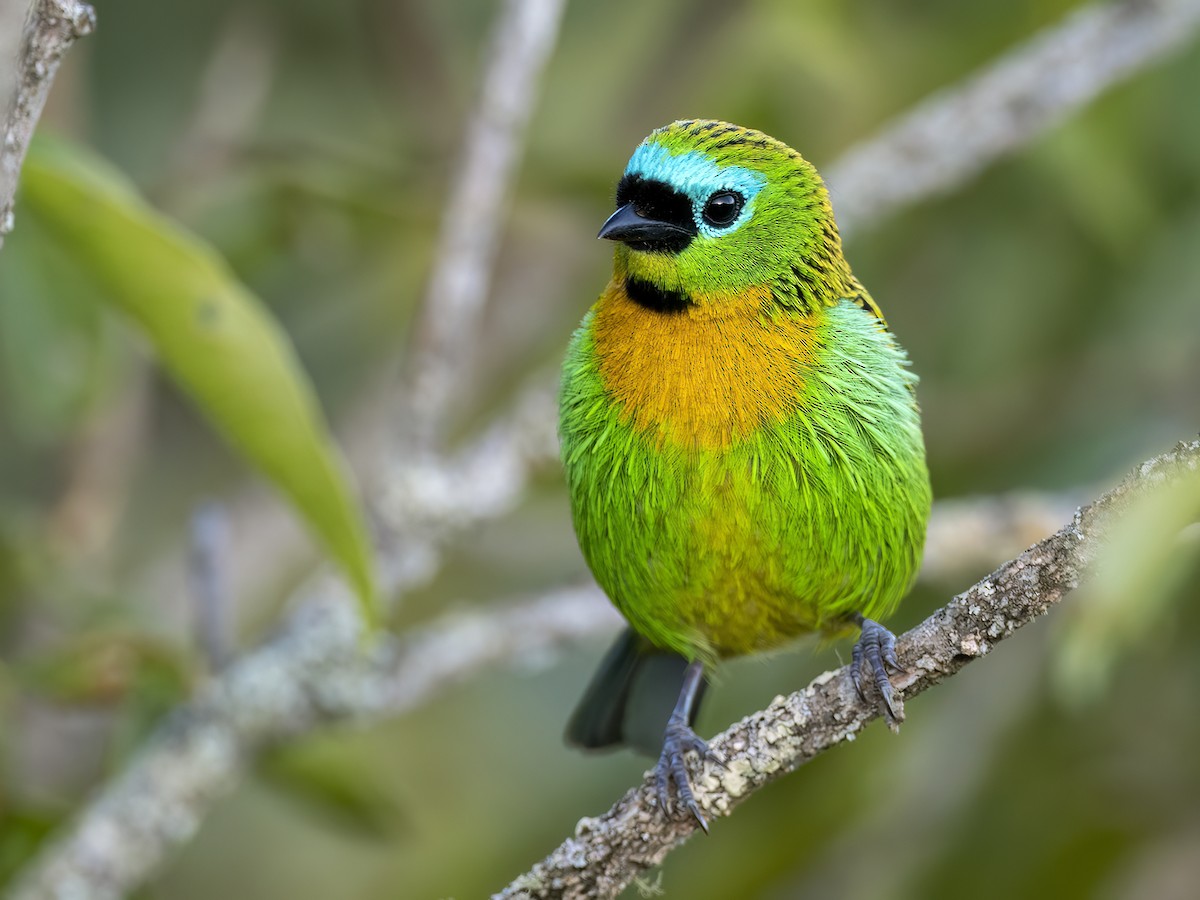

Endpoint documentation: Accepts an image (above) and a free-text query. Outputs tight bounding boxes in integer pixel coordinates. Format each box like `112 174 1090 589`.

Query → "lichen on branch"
0 0 95 245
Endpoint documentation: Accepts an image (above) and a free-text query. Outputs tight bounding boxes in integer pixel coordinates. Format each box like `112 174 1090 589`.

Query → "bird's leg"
851 613 905 723
655 659 713 832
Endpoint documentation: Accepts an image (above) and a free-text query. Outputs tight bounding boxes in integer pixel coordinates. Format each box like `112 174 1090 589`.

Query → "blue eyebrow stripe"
625 142 765 237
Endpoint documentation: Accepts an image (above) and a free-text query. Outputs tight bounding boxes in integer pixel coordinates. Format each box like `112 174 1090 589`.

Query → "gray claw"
655 720 711 832
852 616 905 722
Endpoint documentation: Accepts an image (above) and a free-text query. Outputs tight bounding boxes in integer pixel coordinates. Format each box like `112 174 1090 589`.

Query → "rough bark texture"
0 0 95 246
495 440 1200 899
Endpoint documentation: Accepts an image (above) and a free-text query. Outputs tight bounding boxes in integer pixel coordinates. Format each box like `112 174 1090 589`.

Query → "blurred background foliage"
1 0 1199 898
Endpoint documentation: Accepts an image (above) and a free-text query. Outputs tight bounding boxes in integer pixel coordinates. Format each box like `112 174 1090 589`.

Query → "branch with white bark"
5 578 622 900
5 463 1191 900
0 0 94 247
494 440 1200 900
825 0 1200 236
402 0 567 450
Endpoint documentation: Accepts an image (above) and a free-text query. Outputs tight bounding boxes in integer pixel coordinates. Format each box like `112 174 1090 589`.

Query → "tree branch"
10 444 1198 900
0 0 95 249
826 0 1200 236
402 0 567 450
494 440 1200 900
5 580 622 900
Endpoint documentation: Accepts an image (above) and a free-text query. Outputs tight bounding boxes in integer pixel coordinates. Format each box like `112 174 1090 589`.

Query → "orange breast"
591 280 818 450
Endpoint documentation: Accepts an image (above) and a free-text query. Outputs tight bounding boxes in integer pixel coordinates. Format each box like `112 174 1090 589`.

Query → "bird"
558 120 931 830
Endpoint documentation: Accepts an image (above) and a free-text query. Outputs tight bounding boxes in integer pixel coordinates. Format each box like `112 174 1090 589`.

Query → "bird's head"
599 120 847 314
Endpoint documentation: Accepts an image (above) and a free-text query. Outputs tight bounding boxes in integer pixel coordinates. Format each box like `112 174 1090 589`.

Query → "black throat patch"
624 276 692 314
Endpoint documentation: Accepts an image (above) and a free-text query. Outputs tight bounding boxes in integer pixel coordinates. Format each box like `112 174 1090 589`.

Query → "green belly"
560 301 931 662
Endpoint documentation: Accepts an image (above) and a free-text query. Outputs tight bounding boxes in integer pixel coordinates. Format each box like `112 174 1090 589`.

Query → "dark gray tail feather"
566 628 707 757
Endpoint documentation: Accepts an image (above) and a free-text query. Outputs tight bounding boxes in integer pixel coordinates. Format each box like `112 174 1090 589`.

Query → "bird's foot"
852 616 906 723
654 717 715 833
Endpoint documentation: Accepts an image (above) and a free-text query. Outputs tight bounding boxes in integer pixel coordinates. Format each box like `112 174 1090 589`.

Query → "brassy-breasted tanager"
559 120 931 829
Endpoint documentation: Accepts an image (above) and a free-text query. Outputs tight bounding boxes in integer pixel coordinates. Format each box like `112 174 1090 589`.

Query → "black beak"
597 203 696 252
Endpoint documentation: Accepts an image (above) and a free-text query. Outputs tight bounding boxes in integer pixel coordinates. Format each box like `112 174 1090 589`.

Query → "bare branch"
826 0 1200 236
402 0 567 449
156 7 277 210
494 440 1200 900
376 379 559 542
0 0 95 248
5 580 620 900
0 4 29 134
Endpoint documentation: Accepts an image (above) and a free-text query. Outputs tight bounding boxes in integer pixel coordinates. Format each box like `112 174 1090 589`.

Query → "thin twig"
0 3 30 133
825 0 1200 236
493 440 1200 900
376 379 559 547
189 502 233 672
156 6 277 209
403 0 567 449
0 0 95 248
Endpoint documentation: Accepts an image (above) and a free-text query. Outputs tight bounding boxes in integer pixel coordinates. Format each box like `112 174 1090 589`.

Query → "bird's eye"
701 191 744 229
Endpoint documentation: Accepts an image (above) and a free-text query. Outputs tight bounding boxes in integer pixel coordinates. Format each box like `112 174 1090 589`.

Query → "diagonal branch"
9 443 1198 900
826 0 1200 236
494 439 1200 900
5 580 622 900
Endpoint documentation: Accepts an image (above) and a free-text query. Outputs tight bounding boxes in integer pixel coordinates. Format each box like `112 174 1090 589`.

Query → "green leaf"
17 137 377 627
0 808 63 888
260 740 406 839
0 211 123 441
1053 472 1200 704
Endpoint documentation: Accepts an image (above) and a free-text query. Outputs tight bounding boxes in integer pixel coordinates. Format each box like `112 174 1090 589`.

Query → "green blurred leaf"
0 807 61 888
17 137 377 626
0 213 123 442
1054 472 1200 704
0 660 13 726
260 740 405 839
0 525 23 624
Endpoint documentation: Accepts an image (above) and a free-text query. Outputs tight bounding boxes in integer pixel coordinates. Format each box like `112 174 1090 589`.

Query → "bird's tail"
566 628 707 757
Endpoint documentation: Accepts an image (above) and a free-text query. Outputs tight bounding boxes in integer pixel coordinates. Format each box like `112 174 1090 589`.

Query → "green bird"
559 120 931 828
